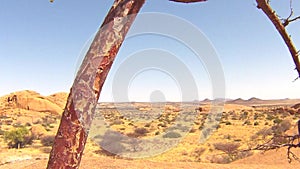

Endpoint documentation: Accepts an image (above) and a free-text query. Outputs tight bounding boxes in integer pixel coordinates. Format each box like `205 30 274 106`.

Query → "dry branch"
256 0 300 78
47 0 145 168
248 135 300 163
281 0 300 27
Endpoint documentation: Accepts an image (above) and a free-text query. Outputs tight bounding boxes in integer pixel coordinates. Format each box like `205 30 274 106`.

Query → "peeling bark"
256 0 300 78
46 0 145 168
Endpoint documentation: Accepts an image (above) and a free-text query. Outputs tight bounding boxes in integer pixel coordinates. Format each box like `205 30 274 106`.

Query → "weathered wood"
46 0 145 168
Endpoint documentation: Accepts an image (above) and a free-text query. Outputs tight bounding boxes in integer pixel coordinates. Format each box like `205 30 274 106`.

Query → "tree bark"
46 0 145 168
256 0 300 78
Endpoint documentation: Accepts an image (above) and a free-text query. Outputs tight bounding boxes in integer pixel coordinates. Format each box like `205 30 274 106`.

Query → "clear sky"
1 0 300 101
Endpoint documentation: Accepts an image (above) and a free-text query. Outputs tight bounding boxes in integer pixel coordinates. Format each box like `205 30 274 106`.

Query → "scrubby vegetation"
0 98 299 164
41 135 55 146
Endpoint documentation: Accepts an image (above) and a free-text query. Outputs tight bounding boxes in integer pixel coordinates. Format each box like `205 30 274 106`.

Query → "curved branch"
256 0 300 78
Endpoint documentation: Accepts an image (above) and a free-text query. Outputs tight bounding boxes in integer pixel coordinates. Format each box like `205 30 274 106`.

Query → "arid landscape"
0 90 300 169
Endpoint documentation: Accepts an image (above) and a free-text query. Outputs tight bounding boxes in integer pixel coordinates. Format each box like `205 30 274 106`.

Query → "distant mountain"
201 98 211 102
226 97 300 106
226 98 246 104
248 97 262 102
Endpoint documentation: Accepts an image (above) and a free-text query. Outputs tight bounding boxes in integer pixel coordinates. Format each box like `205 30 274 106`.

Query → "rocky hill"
0 90 68 115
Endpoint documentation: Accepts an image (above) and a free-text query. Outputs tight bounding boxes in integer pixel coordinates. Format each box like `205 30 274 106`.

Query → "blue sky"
1 0 300 101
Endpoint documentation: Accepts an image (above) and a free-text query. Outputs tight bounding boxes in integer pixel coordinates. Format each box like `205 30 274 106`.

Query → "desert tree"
213 142 240 161
47 0 207 168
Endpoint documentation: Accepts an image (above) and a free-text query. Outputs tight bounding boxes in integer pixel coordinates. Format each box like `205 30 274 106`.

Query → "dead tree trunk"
46 1 145 168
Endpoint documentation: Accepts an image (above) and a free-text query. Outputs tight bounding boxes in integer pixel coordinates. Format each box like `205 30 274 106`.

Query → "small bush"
272 119 291 135
134 127 148 137
189 128 197 133
243 120 251 125
41 135 55 146
144 123 151 127
163 131 182 138
254 121 259 126
253 113 259 120
266 114 275 121
240 111 249 120
111 119 124 125
273 118 282 124
256 127 273 139
225 121 232 125
278 120 291 131
213 142 240 161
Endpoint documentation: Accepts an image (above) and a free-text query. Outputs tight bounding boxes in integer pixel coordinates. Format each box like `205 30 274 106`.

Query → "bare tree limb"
280 0 300 27
245 135 300 163
256 0 300 79
47 0 145 168
288 16 300 25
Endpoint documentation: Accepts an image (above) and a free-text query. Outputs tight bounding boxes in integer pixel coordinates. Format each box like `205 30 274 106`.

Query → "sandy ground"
1 148 300 169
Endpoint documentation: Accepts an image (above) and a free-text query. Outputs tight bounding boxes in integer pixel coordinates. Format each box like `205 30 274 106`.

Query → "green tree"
4 126 32 149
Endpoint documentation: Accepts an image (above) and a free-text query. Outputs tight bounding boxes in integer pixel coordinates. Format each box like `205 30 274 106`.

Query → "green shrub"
273 118 282 124
41 135 55 146
254 121 259 126
266 114 275 121
4 126 33 149
163 131 182 138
